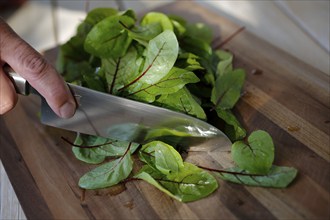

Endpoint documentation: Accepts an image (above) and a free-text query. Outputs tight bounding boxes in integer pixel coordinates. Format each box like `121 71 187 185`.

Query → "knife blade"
7 69 231 146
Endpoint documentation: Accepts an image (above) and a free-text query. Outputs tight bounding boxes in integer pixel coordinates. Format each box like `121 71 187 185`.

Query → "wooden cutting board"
1 2 329 219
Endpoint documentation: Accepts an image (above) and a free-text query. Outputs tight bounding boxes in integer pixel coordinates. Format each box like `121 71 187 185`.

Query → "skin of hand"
0 18 76 118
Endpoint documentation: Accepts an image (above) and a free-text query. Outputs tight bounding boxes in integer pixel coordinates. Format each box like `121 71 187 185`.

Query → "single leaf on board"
84 15 135 58
139 141 184 175
72 134 107 164
211 69 245 109
165 162 218 202
217 166 298 188
94 141 139 157
72 134 138 164
135 162 218 202
232 130 275 174
78 146 133 189
134 166 178 200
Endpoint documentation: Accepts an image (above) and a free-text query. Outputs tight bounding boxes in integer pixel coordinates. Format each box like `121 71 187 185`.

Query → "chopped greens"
57 7 297 202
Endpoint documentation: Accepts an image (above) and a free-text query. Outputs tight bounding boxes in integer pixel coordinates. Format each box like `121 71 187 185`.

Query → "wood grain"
0 161 26 220
0 2 329 219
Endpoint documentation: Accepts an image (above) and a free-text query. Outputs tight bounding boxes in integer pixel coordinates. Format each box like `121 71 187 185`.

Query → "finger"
0 68 18 114
0 19 76 118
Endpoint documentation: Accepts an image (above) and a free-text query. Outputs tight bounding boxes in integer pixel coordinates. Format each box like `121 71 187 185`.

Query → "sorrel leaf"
56 7 298 201
120 30 179 92
217 166 298 188
135 162 218 202
185 22 213 44
100 46 143 94
72 134 107 164
140 12 174 31
232 130 274 174
84 15 135 58
155 87 207 120
139 141 184 175
72 134 138 164
165 162 218 202
78 145 133 189
211 69 245 109
214 107 246 141
127 67 199 102
175 52 204 71
125 22 163 44
214 50 233 77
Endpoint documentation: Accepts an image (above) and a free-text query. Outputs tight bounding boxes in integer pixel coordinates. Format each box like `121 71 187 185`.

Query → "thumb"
0 67 18 114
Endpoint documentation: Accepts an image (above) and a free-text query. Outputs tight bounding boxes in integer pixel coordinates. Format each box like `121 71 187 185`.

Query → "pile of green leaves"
57 8 297 202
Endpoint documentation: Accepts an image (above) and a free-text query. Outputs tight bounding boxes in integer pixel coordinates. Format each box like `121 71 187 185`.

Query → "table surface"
0 0 329 219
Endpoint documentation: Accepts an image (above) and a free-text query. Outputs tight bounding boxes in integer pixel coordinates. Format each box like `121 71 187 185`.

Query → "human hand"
0 18 76 118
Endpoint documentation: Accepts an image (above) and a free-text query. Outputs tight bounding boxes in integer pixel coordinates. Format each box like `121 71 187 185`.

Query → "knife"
7 68 231 146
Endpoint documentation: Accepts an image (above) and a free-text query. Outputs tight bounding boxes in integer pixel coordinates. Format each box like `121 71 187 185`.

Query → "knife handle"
4 66 31 95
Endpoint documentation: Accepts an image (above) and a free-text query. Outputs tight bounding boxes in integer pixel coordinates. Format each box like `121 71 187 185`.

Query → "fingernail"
59 101 76 118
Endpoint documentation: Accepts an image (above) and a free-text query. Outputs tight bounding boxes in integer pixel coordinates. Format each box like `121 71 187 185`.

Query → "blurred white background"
3 0 329 74
1 0 329 219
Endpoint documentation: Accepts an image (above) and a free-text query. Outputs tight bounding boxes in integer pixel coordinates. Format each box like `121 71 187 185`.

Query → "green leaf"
83 8 119 29
185 22 213 44
61 60 95 83
214 107 246 141
169 15 186 38
218 166 298 188
119 9 137 20
122 30 179 90
211 69 245 109
134 166 179 200
85 8 118 24
232 130 275 174
214 50 233 77
139 141 184 175
84 15 135 58
135 162 218 202
127 22 163 43
165 162 218 202
175 52 204 71
72 134 107 164
100 46 143 94
141 12 173 31
72 134 138 164
56 36 90 76
127 67 199 102
180 36 212 61
94 141 139 157
156 87 207 120
78 146 133 189
82 73 106 93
